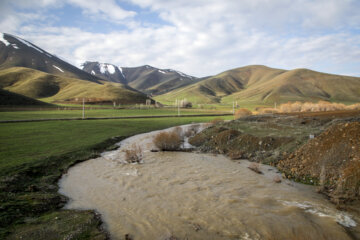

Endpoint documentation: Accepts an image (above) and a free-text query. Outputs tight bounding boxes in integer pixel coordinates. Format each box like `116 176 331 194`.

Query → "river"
59 125 359 240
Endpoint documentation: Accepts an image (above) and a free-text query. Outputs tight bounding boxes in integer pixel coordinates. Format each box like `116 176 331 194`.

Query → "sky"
1 0 360 77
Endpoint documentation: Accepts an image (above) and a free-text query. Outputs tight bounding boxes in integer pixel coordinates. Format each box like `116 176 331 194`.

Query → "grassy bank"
0 116 230 239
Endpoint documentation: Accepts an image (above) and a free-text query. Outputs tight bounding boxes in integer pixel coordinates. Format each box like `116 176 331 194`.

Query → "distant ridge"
82 62 198 95
155 65 360 106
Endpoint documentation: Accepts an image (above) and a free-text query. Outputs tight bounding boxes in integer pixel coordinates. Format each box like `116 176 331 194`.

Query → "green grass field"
0 108 231 121
0 115 231 239
0 116 230 172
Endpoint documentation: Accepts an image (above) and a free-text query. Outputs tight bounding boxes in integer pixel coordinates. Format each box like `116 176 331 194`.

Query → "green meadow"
0 115 231 239
0 107 232 121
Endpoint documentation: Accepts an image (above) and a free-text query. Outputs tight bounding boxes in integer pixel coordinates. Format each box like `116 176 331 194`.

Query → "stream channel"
59 124 359 240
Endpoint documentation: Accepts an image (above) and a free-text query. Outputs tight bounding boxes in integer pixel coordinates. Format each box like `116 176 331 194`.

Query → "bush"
257 108 279 114
124 144 143 163
234 108 252 119
153 129 183 151
277 100 360 113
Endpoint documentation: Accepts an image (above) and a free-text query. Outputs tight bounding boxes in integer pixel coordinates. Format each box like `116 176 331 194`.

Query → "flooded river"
59 125 359 240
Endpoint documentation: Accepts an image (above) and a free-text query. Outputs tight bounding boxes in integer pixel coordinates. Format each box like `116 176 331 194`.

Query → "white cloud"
67 0 136 22
1 0 360 77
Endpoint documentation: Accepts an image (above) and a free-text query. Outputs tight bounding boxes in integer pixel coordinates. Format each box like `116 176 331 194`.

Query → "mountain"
0 88 52 106
0 33 101 83
82 62 198 95
155 65 360 106
0 67 149 104
81 61 127 84
0 33 150 105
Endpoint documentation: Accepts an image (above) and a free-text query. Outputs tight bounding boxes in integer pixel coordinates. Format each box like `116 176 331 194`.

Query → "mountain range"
1 32 360 107
81 61 198 95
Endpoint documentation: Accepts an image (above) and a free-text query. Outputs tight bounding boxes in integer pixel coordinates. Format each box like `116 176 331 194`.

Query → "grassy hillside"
0 89 52 106
155 65 360 107
0 67 148 104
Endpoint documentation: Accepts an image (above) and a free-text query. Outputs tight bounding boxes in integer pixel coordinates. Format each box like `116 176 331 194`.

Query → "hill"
82 62 198 95
155 65 360 106
0 67 148 104
0 88 52 106
0 33 101 83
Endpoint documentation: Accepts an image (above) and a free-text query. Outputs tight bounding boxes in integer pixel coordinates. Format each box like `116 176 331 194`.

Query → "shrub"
234 108 252 119
124 144 143 163
257 108 279 114
173 126 184 138
278 100 358 113
153 129 183 151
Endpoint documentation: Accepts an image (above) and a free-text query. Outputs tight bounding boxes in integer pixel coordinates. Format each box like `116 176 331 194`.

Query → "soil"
190 110 360 206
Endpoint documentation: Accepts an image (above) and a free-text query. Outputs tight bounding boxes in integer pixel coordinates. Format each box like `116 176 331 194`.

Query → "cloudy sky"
1 0 359 77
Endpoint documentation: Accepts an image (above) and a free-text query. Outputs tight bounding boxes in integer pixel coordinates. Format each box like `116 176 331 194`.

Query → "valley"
0 31 359 240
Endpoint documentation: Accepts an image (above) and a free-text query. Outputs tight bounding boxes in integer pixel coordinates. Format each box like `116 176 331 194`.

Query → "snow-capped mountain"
0 33 101 83
81 61 127 84
82 62 198 95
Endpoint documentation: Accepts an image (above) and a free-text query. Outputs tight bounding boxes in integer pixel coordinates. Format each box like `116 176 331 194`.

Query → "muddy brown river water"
59 125 359 240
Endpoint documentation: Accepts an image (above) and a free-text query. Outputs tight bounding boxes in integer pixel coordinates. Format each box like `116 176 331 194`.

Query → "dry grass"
278 100 360 113
257 107 279 114
234 108 252 119
153 129 183 151
124 144 143 163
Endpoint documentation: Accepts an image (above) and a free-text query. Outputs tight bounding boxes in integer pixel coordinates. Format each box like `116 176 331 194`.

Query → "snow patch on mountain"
10 34 44 54
53 65 64 72
91 70 95 75
168 69 195 79
0 33 10 46
100 63 115 74
158 70 167 74
11 44 19 49
119 67 126 79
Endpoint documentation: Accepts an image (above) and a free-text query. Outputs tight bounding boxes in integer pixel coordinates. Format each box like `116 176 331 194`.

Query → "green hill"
0 67 148 104
155 65 360 107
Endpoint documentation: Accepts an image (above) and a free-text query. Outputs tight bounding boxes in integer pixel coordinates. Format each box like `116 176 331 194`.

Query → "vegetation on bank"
0 116 229 239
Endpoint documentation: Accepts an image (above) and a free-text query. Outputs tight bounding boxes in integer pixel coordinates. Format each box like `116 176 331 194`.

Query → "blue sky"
1 0 360 77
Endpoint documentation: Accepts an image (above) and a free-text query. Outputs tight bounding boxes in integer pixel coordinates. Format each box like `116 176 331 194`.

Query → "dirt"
190 110 360 206
278 122 360 204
